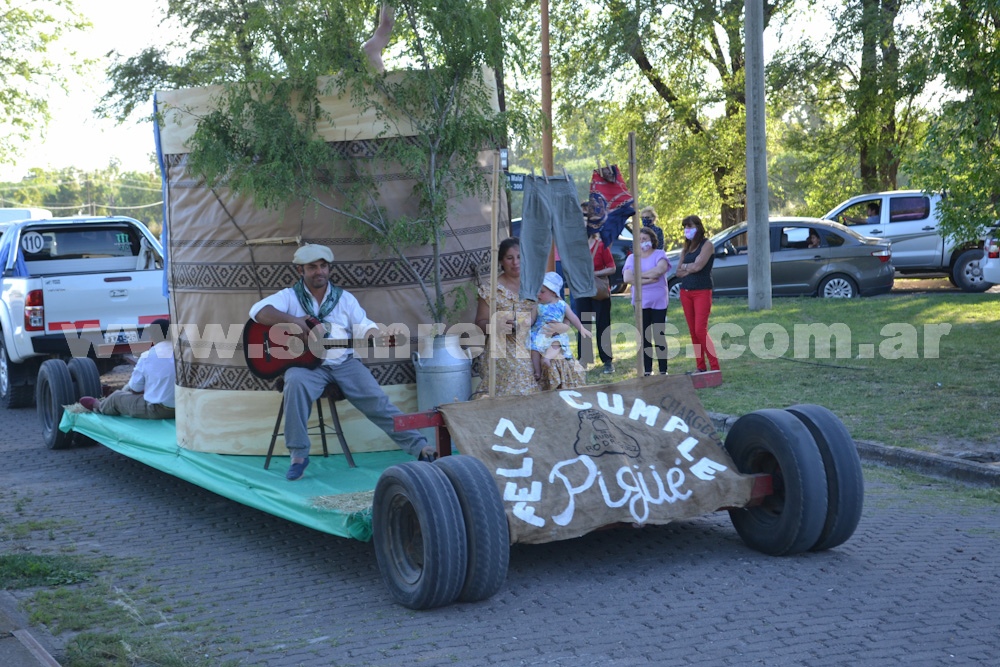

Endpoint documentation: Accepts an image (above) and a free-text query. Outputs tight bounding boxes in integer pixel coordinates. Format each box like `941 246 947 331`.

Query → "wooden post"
745 0 772 310
628 133 644 378
488 151 501 397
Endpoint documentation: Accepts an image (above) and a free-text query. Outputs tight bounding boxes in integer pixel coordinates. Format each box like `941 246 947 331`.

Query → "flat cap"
292 244 334 265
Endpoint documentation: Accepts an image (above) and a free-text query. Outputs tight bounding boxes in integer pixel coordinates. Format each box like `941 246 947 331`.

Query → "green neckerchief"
293 279 343 322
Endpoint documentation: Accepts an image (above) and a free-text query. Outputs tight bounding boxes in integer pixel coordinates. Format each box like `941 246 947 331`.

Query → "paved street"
2 399 999 667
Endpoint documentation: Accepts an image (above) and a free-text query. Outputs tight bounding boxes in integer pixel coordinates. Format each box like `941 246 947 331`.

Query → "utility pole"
745 0 771 310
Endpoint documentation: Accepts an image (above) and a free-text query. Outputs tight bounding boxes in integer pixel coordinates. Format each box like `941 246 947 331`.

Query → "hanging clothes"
588 165 635 250
519 173 596 302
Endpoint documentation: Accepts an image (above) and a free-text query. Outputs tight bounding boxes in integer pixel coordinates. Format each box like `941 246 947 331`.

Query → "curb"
0 592 61 667
706 411 1000 488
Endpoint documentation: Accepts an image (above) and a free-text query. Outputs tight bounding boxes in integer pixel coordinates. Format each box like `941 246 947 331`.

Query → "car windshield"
711 225 745 244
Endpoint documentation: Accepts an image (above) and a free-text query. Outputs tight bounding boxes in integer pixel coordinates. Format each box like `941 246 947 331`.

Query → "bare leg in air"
362 4 394 73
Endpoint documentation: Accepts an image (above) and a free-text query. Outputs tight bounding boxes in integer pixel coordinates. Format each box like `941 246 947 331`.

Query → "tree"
912 0 1000 243
530 0 796 230
0 0 90 164
103 0 527 324
0 166 162 233
766 0 932 212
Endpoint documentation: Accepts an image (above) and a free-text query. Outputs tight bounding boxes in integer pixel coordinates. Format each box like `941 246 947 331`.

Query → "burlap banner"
439 376 755 544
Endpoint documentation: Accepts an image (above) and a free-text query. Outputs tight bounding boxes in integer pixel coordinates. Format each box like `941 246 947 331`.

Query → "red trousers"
679 288 719 371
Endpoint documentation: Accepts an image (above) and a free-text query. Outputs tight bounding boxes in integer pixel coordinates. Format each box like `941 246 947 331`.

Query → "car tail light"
871 248 891 263
25 290 44 331
987 238 999 259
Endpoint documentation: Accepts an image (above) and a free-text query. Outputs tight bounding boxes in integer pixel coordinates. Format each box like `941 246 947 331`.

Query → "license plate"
104 331 138 345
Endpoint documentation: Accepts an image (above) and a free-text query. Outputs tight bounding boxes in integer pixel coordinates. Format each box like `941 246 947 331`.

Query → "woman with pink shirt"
622 227 671 376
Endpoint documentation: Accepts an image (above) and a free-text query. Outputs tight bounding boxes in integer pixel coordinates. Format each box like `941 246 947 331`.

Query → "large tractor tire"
36 359 76 450
786 404 864 551
724 409 828 556
67 357 102 402
373 461 468 610
434 455 510 603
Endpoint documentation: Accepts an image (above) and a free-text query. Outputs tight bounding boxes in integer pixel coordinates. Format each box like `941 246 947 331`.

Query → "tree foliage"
912 0 1000 242
765 0 933 213
509 0 796 231
0 166 163 234
0 0 90 163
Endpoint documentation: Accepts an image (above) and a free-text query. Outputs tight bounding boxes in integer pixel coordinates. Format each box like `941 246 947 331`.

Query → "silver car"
666 217 894 299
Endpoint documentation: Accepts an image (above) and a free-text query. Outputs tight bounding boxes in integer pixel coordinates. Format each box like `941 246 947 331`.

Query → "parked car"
982 234 1000 284
822 190 993 292
665 217 894 299
0 216 167 408
608 229 633 294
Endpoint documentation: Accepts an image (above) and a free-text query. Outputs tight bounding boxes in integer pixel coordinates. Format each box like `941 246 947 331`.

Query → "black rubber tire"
373 461 468 610
724 409 828 556
786 404 864 552
0 336 34 409
36 359 76 450
818 274 858 298
951 248 993 292
66 357 102 402
434 455 510 602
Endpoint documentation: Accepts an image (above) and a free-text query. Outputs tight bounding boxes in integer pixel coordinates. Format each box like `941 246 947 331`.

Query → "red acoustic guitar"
243 318 396 380
243 317 351 380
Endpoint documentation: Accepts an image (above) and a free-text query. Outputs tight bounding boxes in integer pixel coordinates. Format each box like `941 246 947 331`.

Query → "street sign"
506 173 525 192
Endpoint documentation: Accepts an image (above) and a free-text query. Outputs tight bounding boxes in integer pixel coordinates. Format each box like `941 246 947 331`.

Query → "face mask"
640 241 652 251
683 227 697 240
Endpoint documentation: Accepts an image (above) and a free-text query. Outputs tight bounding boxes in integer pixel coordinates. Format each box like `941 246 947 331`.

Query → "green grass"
23 582 229 667
0 554 100 588
581 291 1000 449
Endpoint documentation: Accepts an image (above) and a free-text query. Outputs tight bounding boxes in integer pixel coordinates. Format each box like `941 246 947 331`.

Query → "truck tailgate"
42 271 168 336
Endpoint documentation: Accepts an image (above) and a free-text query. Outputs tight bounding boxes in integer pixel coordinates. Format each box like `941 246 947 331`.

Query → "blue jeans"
282 358 426 459
520 174 596 302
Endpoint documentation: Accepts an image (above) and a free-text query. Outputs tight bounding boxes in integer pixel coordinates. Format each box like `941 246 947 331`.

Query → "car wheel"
952 249 993 293
818 274 858 298
724 409 828 556
36 359 76 450
0 336 34 409
668 279 681 301
785 405 864 552
434 455 509 602
373 461 468 610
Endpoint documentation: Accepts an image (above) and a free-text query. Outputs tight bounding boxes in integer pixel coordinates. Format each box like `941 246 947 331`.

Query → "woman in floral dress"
474 238 545 397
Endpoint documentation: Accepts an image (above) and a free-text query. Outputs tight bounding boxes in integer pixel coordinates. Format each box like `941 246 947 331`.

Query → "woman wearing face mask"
622 227 671 376
675 215 720 373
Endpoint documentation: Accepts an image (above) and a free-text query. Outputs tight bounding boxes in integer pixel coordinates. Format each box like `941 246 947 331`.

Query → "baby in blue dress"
530 272 590 381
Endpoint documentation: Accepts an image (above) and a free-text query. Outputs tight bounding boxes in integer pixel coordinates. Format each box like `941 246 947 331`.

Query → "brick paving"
2 400 999 666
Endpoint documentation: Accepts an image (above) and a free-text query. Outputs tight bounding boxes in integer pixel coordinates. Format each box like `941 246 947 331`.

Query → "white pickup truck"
0 216 168 408
823 190 994 292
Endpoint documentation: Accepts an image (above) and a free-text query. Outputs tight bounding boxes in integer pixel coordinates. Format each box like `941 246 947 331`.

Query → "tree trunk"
857 0 900 191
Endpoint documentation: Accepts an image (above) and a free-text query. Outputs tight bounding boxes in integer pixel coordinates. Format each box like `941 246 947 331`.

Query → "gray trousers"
99 390 175 420
282 358 426 459
520 174 597 301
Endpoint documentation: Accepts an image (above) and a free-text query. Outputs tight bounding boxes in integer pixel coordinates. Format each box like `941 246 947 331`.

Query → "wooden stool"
264 377 357 470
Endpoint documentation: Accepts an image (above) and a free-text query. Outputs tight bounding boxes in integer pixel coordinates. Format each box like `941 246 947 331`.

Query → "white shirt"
127 340 176 407
249 284 376 365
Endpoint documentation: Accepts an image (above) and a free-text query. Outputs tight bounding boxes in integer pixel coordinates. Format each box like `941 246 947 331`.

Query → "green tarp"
60 411 412 541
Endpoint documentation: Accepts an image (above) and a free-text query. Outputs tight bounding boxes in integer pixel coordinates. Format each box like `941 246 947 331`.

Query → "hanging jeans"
520 174 596 302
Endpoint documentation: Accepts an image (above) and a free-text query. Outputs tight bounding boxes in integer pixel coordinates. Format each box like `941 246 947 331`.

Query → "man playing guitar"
248 244 435 481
